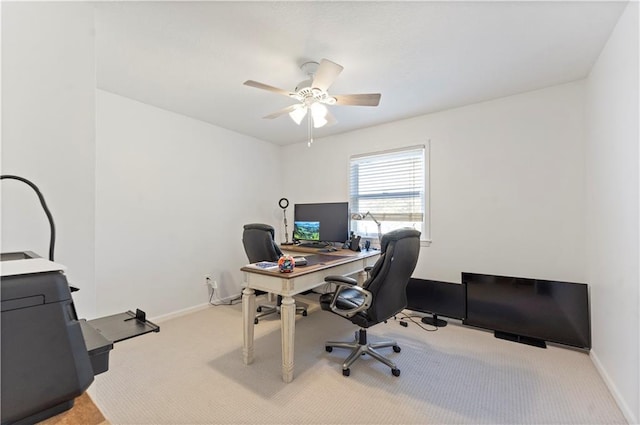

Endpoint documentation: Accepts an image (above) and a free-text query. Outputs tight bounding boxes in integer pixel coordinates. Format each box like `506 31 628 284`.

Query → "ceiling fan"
243 59 381 129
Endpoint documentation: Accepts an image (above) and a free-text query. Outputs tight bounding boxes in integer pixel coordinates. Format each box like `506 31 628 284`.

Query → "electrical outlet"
204 274 212 286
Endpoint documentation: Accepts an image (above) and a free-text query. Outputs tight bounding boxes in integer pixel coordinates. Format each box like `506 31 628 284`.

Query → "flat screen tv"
294 202 349 244
463 272 591 349
406 278 466 327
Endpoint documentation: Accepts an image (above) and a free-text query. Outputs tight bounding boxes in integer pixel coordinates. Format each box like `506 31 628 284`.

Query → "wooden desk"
241 249 379 383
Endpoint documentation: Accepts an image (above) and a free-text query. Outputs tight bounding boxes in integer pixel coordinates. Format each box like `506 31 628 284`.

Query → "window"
349 144 429 244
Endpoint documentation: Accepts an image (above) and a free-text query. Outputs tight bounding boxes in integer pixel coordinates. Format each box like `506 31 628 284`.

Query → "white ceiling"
95 1 627 145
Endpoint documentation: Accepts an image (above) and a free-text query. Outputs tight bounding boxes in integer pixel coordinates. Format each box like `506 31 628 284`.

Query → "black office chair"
319 228 421 377
242 223 307 323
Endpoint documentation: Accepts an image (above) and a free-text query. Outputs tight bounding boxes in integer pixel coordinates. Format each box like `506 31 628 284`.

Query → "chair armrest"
363 265 373 278
324 275 358 286
328 284 373 319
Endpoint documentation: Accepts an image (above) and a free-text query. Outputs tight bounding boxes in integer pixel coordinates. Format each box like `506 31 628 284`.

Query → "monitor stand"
421 314 447 327
494 331 547 348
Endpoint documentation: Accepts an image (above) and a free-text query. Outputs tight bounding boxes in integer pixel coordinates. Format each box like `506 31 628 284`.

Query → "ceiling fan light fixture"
313 115 328 128
310 103 328 128
310 102 327 117
289 106 307 125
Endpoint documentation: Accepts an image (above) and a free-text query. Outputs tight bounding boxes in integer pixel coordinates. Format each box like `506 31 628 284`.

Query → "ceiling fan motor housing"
294 80 336 105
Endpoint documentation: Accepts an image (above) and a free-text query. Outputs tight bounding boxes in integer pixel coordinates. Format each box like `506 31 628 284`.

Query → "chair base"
255 301 308 324
325 329 401 377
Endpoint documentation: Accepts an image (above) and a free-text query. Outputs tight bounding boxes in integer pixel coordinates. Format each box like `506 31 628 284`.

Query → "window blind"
349 145 425 237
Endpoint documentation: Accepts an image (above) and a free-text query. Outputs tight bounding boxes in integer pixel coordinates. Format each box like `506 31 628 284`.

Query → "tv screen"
294 202 349 243
406 278 466 320
463 272 591 349
293 221 320 241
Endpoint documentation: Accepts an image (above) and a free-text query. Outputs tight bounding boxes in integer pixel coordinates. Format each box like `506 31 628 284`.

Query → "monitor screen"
294 202 349 243
463 272 591 349
293 221 320 241
406 278 466 320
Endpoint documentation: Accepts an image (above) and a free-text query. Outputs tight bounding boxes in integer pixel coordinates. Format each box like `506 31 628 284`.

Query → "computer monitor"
293 221 320 242
294 202 349 243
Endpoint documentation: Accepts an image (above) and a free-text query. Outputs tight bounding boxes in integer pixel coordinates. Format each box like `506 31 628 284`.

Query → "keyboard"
297 242 327 248
293 256 308 266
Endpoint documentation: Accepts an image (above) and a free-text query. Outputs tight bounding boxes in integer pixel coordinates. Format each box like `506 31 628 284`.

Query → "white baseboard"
149 302 211 323
149 293 242 323
590 349 637 424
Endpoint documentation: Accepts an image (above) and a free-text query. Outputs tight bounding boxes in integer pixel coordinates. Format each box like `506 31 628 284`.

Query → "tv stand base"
495 331 546 348
421 314 448 327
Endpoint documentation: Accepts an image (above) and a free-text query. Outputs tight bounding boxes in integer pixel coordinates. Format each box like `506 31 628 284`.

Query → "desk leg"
280 295 295 383
242 287 256 365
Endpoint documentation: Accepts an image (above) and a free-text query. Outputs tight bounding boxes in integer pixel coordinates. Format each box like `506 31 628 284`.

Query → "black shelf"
88 310 160 344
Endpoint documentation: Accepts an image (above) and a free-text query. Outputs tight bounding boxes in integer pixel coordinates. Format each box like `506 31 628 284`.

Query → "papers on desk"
248 257 308 271
252 261 279 270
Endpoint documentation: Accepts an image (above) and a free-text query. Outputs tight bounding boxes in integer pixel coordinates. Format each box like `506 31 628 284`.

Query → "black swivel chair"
242 223 307 323
319 228 421 377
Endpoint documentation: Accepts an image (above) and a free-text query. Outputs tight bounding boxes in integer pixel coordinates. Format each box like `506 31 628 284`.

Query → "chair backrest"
242 223 283 263
361 228 421 324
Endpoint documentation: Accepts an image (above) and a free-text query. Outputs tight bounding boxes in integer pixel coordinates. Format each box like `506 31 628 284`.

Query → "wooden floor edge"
39 392 109 425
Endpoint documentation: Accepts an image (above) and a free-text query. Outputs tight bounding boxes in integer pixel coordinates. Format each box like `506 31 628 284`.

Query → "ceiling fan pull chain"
307 113 313 147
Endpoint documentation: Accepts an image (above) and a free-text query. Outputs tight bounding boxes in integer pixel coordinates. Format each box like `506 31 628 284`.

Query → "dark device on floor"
1 251 160 425
0 175 159 424
405 278 466 327
463 272 590 349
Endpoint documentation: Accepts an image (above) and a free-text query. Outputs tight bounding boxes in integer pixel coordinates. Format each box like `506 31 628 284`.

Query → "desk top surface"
242 249 379 279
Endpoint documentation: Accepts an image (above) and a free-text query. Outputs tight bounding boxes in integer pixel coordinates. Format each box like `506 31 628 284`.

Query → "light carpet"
92 294 626 424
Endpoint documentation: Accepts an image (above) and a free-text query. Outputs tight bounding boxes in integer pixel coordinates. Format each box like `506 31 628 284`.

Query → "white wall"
2 3 637 420
1 3 97 318
95 90 282 318
283 82 587 285
585 2 639 423
0 2 284 320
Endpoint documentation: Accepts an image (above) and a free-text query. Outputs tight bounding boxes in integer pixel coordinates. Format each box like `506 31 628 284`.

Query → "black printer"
1 251 159 425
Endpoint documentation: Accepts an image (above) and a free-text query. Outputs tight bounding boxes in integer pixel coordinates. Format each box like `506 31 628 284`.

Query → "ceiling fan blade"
312 59 344 92
262 104 302 119
333 93 381 107
244 80 293 97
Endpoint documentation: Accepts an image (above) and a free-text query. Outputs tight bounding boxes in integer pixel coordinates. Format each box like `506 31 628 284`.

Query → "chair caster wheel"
325 346 333 352
254 318 259 325
302 311 308 316
393 345 401 353
343 368 350 377
392 368 400 377
256 307 262 312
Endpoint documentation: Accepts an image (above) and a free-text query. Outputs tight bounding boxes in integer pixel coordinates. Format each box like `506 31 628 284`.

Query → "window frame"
348 142 431 247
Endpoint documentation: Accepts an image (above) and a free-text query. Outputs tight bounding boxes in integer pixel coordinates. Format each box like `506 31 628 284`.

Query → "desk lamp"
279 198 291 244
351 211 382 246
